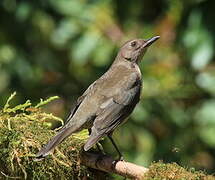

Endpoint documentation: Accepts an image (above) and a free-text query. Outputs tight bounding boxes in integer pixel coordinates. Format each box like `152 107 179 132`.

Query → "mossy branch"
81 152 215 180
1 93 108 179
81 152 148 179
0 93 214 179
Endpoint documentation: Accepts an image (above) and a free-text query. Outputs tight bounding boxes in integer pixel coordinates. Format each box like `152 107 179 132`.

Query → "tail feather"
36 127 75 159
84 133 104 151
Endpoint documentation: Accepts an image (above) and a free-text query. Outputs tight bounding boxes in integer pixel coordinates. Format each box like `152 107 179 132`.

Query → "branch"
81 152 148 179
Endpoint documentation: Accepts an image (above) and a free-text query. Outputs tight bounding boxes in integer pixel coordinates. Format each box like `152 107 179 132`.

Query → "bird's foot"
112 155 124 166
118 155 124 161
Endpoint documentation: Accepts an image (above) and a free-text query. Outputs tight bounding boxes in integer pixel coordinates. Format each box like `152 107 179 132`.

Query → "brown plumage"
36 36 160 159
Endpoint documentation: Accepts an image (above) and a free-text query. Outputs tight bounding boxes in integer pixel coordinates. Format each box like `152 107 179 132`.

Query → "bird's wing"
84 83 141 151
36 82 97 159
64 81 96 125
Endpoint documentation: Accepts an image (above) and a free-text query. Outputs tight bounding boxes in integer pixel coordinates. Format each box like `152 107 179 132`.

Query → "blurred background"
0 0 215 174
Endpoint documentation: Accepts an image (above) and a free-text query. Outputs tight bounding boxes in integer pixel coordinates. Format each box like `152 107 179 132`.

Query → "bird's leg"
107 134 123 161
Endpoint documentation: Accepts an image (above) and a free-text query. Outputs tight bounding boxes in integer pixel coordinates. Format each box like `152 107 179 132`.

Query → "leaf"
199 126 215 147
196 72 215 96
183 10 214 70
71 31 100 65
195 100 215 125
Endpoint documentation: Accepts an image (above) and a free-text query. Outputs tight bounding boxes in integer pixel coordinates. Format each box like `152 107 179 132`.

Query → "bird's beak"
143 36 160 48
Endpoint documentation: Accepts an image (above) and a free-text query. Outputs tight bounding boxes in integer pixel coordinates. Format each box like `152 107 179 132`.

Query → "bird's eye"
131 41 136 47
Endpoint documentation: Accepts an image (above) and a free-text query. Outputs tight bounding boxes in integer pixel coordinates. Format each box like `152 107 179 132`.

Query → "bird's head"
119 36 160 63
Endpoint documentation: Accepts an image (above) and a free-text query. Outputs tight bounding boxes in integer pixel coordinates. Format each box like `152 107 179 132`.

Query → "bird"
36 36 160 160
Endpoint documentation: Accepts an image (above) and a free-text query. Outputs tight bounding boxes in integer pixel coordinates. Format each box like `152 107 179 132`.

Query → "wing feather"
84 85 140 151
64 81 96 125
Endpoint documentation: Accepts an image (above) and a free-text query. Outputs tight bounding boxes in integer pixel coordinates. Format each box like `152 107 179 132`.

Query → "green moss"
0 93 101 179
144 162 215 180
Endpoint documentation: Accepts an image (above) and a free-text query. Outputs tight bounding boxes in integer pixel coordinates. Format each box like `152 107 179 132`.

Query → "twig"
1 171 21 179
81 152 148 179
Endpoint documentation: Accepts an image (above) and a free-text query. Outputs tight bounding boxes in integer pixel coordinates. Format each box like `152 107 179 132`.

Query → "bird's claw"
118 155 124 161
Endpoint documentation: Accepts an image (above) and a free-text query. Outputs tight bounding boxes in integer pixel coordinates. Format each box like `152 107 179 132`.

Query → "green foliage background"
0 0 215 174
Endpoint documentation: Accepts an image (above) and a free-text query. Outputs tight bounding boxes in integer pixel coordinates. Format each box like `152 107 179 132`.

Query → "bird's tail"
35 126 76 160
84 132 104 151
